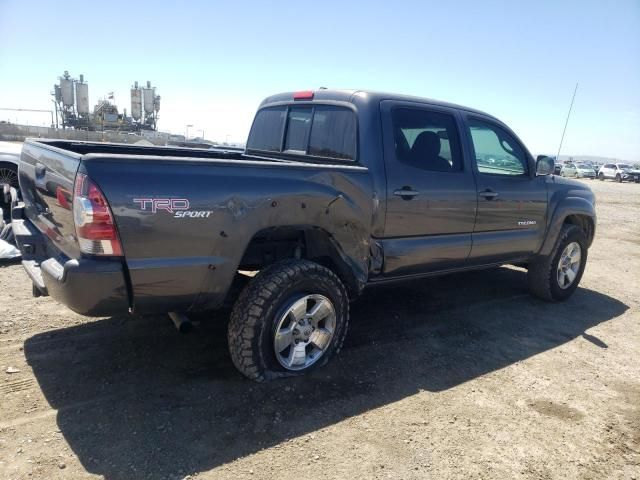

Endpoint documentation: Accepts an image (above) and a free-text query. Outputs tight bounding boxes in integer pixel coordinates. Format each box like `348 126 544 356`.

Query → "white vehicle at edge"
0 141 21 189
561 162 595 179
598 162 640 183
0 141 22 217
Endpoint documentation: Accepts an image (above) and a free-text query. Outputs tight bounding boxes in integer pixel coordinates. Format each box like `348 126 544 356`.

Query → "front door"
462 115 548 264
380 101 477 276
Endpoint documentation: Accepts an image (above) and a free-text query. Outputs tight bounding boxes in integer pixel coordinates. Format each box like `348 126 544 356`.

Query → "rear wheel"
227 259 349 381
528 224 588 301
616 173 622 183
598 172 604 181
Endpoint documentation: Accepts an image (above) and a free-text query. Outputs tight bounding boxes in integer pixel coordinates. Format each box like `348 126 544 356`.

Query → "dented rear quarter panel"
81 155 374 314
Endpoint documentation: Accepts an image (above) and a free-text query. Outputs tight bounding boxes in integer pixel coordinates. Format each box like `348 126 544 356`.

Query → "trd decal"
133 198 212 218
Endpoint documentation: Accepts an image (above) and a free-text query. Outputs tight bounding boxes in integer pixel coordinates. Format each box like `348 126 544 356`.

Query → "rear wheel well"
237 227 359 298
563 214 594 246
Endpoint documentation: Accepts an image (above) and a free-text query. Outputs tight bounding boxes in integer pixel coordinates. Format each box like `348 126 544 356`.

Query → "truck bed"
16 138 373 316
29 139 247 161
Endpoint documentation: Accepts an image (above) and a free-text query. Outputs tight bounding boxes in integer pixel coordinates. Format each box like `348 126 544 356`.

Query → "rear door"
462 114 547 264
379 101 477 276
602 164 615 178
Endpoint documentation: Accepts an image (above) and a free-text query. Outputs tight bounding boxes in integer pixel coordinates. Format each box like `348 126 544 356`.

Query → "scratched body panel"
83 157 374 313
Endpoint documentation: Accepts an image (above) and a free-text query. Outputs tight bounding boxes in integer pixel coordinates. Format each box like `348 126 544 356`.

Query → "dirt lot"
1 178 638 480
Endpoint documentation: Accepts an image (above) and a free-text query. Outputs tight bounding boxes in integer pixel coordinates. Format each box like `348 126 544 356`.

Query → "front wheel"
616 174 622 183
528 224 588 301
227 259 349 381
598 173 604 181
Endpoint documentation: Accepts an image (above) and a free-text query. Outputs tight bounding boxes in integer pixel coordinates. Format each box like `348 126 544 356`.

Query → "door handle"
393 187 420 200
479 189 499 200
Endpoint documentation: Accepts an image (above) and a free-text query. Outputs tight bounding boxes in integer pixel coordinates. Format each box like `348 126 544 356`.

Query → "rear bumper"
40 256 129 316
13 217 130 317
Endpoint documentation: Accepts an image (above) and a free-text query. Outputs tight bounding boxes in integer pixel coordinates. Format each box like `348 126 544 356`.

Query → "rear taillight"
73 173 123 256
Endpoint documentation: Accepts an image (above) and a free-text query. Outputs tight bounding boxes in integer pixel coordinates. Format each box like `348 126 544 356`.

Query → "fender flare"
538 196 596 257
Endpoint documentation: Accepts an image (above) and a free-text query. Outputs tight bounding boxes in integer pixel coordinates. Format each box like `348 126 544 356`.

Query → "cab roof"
260 89 494 118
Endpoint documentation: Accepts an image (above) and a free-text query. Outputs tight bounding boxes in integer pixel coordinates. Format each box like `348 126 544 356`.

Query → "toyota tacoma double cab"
12 89 596 381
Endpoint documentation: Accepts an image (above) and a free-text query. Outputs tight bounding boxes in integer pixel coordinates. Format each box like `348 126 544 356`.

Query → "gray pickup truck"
12 89 596 381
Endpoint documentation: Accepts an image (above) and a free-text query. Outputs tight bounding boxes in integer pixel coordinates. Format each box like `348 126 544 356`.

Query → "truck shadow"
24 266 628 479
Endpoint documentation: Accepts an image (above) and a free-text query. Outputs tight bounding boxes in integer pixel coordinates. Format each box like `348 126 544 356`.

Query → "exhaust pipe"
168 312 192 334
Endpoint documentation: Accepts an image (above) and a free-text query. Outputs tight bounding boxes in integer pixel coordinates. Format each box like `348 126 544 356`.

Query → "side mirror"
536 155 554 176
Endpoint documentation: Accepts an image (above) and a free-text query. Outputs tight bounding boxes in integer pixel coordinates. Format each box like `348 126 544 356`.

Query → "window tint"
247 104 357 161
246 107 286 152
468 119 528 176
284 107 312 152
308 106 357 160
391 108 463 172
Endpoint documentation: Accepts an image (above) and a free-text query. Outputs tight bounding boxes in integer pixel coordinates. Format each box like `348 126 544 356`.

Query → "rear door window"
247 104 357 161
391 108 463 171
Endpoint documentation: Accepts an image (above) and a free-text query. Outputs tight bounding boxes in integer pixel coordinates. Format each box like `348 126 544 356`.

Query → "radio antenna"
556 82 579 162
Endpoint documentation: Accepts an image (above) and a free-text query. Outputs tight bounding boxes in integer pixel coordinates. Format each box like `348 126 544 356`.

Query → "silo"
75 75 90 115
131 82 142 121
154 95 161 113
60 76 75 107
143 81 155 114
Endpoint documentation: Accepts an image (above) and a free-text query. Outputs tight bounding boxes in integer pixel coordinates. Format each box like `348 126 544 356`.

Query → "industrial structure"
52 71 161 132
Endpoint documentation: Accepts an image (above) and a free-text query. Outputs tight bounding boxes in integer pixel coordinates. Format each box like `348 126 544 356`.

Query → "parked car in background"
561 163 594 179
554 163 563 175
0 141 21 222
598 163 640 183
568 163 596 179
560 163 577 177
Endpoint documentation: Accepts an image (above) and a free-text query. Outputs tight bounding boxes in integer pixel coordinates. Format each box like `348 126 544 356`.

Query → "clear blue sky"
1 0 638 160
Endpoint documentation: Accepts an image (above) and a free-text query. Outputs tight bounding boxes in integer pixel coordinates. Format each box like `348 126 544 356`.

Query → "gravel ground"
1 178 638 480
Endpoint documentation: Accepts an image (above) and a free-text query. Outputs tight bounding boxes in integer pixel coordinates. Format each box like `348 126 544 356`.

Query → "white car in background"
0 141 20 189
0 141 22 221
598 163 640 183
561 162 595 179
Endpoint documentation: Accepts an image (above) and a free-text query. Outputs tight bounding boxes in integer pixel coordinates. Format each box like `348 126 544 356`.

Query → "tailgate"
19 140 81 259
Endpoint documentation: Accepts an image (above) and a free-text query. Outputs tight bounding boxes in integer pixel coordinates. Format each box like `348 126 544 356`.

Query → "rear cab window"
247 104 357 162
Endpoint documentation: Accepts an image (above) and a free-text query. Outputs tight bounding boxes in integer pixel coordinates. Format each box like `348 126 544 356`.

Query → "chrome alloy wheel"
0 167 18 189
273 294 337 371
557 241 581 289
